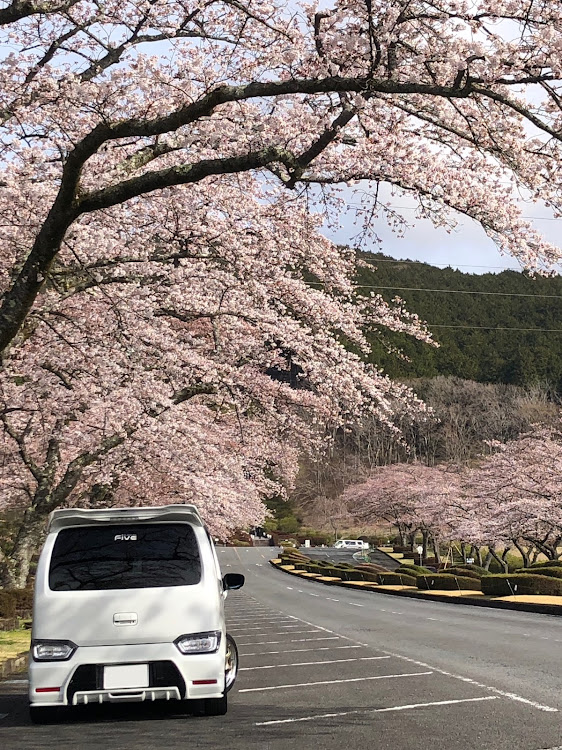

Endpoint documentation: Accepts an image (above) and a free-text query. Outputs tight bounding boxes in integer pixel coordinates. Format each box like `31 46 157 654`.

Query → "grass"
0 629 30 661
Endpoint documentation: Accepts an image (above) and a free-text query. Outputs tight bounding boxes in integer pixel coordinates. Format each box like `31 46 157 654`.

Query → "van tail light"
32 640 77 661
174 631 221 654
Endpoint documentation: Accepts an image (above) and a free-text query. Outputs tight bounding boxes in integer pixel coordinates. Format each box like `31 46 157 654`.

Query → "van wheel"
29 706 67 724
225 633 239 692
193 693 227 716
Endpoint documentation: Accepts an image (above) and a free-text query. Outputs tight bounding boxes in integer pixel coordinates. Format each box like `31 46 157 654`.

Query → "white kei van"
29 505 244 723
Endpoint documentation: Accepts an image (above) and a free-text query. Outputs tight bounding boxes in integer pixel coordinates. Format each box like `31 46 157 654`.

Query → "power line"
427 324 562 332
308 281 562 299
355 284 562 300
360 256 562 272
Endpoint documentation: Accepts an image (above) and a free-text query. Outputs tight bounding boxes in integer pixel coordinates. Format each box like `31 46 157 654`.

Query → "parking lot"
1 548 562 749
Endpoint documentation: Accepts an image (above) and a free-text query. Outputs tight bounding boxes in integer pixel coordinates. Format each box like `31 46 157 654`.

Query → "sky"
322 184 562 276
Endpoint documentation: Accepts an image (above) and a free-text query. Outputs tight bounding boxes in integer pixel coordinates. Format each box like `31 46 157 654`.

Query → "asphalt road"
1 546 561 750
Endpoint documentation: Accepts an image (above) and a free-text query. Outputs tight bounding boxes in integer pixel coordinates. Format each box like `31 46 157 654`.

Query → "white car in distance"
333 539 369 550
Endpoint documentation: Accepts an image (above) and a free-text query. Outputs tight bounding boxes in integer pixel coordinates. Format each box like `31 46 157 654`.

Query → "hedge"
481 574 562 597
455 563 491 576
416 574 482 591
0 588 34 617
400 563 433 574
440 567 482 580
0 592 16 618
529 560 562 569
377 572 417 587
356 563 388 574
526 567 562 579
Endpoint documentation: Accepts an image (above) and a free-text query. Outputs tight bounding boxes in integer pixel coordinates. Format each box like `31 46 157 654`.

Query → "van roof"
46 505 204 534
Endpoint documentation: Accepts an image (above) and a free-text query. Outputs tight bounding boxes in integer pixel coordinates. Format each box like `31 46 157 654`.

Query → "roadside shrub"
440 567 482 580
0 592 17 618
356 563 388 574
517 567 562 579
416 574 481 591
529 560 562 569
399 563 433 575
13 588 33 613
377 572 417 587
481 574 562 597
455 564 491 576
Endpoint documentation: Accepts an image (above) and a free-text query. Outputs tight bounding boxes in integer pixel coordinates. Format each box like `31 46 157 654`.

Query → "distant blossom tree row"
2 1 562 584
343 423 562 569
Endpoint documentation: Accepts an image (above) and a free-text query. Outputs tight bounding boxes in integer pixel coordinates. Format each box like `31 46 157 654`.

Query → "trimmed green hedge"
529 560 562 569
377 572 417 586
416 574 481 591
356 563 388 574
454 563 491 576
481 574 562 597
0 588 34 617
440 567 482 580
0 592 16 618
400 563 433 574
527 567 562 579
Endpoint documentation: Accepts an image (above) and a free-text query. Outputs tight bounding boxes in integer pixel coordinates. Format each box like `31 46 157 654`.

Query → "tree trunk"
513 539 530 568
489 546 509 573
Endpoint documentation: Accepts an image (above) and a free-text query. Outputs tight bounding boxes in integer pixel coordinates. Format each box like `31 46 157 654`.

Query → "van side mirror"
223 573 245 590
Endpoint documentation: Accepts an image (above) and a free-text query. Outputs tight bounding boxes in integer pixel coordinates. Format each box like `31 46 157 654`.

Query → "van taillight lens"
32 640 77 661
174 631 221 654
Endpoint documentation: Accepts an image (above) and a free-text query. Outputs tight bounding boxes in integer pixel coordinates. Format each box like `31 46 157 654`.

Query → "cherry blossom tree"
343 462 461 560
0 182 431 586
461 423 562 566
3 1 562 585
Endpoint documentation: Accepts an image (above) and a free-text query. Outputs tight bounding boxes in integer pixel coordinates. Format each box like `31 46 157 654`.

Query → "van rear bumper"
29 642 225 707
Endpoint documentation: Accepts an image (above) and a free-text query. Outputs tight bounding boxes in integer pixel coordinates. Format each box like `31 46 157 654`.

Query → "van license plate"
103 664 149 690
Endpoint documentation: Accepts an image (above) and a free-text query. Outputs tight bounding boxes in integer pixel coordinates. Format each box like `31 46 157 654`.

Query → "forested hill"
355 252 562 390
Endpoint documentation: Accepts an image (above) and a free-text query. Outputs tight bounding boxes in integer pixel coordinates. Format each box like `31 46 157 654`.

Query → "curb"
0 651 28 680
270 560 562 617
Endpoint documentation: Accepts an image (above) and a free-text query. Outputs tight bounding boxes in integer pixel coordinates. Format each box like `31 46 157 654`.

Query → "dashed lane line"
240 656 391 670
239 671 433 692
254 695 499 726
289 614 559 713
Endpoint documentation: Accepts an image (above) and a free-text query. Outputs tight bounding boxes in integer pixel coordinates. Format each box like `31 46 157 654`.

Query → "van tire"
29 706 68 724
225 633 239 692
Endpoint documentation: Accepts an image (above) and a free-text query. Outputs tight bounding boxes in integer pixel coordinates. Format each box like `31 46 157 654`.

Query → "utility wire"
308 281 562 300
355 285 562 300
427 324 562 332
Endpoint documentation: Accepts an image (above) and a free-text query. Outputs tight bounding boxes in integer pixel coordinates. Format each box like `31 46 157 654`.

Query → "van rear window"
49 523 201 591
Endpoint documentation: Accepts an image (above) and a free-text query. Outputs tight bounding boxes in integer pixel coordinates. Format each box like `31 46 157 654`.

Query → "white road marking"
309 593 320 597
239 671 433 693
246 636 341 645
254 695 499 726
288 614 559 713
326 598 339 602
2 679 27 684
240 646 363 656
228 624 303 631
240 656 391 670
348 603 364 607
236 630 321 638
